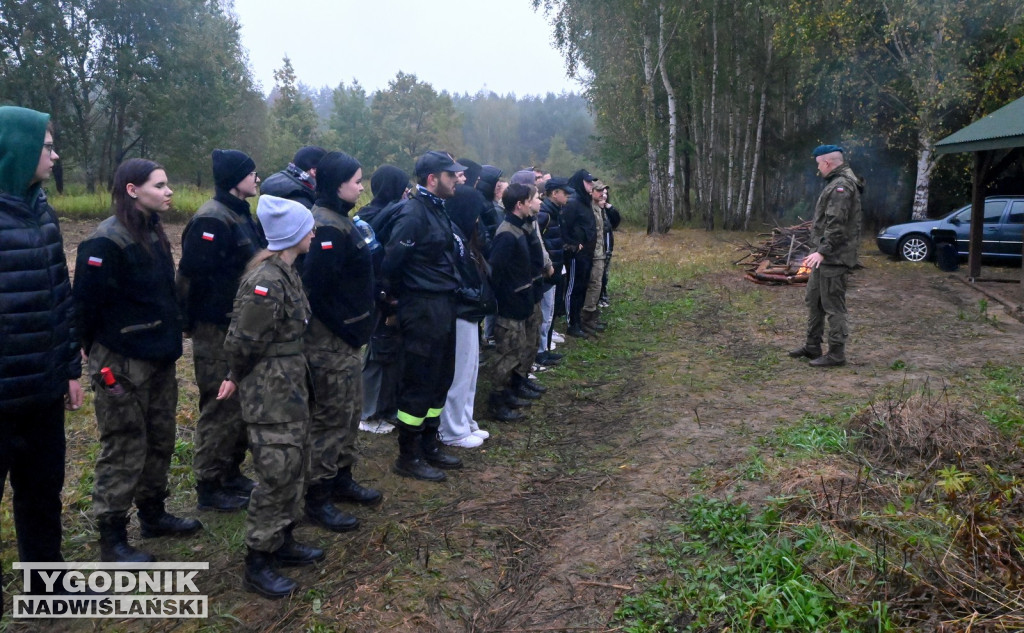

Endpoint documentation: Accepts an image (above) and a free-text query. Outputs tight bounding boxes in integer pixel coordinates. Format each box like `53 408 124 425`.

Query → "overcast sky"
231 0 585 97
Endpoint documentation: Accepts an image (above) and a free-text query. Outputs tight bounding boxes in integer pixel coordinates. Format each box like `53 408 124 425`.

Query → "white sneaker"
444 434 484 448
548 340 557 351
359 419 395 434
471 428 490 439
551 331 565 343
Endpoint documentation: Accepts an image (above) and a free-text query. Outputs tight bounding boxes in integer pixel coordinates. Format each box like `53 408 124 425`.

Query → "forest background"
2 0 1024 233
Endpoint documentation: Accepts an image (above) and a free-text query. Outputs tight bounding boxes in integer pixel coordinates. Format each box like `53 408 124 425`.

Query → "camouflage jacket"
811 163 863 269
224 255 309 398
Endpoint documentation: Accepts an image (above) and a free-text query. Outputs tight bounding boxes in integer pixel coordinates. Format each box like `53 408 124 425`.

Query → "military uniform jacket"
224 256 310 423
177 196 265 329
302 205 376 350
74 216 182 363
811 163 863 270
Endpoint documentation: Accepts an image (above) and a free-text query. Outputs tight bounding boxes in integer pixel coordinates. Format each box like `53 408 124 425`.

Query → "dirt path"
28 223 1024 632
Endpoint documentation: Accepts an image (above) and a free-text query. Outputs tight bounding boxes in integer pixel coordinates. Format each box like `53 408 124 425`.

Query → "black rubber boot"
273 524 326 567
138 500 203 538
392 424 447 482
222 467 256 496
489 391 526 422
98 514 155 563
421 420 463 469
196 480 248 512
329 466 382 506
305 483 360 532
244 548 298 599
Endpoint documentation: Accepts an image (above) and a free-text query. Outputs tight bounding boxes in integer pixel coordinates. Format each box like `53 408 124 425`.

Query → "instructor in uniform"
789 145 863 368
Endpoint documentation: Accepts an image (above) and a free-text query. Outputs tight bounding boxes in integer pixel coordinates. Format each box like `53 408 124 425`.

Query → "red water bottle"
100 367 125 396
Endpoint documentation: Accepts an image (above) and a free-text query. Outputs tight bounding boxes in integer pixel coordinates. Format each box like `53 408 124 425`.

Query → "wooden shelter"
934 96 1024 280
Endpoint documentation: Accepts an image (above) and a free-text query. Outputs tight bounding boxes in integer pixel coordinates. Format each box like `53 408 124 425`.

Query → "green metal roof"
935 95 1024 154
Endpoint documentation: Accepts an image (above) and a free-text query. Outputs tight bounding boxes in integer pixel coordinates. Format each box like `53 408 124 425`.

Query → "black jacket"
74 216 183 363
381 190 462 297
302 204 377 348
259 165 317 209
0 191 81 411
561 170 597 257
177 194 265 329
538 197 565 272
489 213 534 320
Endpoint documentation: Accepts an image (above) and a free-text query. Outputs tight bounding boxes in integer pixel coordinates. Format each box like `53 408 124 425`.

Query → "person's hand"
216 379 237 400
385 315 397 327
65 379 84 410
803 252 824 269
545 264 554 278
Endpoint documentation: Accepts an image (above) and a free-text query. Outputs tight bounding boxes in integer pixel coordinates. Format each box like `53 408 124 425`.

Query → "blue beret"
812 144 844 157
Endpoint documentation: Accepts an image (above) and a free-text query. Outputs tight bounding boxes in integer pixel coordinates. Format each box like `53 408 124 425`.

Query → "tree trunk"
658 0 677 232
910 130 935 220
641 21 666 235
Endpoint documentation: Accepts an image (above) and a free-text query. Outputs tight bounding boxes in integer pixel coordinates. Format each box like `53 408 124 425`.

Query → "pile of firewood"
736 220 814 285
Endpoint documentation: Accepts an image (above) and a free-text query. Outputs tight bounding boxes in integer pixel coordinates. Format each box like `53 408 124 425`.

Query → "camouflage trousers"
518 302 543 374
583 257 606 313
191 322 248 484
239 355 310 553
89 342 177 518
804 266 850 350
491 316 528 388
306 334 362 485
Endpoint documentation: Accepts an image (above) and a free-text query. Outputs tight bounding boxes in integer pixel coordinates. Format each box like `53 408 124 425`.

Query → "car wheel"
897 234 932 262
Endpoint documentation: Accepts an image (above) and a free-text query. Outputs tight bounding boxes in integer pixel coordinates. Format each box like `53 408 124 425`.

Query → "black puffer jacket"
0 192 80 410
0 105 80 411
538 197 565 272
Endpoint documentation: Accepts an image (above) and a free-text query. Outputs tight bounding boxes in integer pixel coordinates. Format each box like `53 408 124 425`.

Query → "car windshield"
953 201 1006 224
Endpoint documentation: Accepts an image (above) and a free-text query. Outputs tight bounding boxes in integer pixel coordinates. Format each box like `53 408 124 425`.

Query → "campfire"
736 220 813 285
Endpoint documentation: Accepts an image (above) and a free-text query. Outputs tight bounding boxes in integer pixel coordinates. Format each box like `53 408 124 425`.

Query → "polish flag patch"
201 231 215 241
254 285 269 296
87 256 103 267
321 241 333 250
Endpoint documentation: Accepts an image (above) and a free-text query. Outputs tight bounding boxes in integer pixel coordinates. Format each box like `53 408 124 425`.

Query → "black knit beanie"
293 146 327 172
211 149 255 191
315 151 362 212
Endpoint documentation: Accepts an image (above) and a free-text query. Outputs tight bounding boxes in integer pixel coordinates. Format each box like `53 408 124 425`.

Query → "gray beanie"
510 169 536 186
257 195 314 251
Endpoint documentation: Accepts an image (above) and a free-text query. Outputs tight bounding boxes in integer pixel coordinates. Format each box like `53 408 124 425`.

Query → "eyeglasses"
42 143 55 155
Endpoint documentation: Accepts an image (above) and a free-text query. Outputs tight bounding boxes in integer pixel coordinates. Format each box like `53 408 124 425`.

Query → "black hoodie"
561 169 597 256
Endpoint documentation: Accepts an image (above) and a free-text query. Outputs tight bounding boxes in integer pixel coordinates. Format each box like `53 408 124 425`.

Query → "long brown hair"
111 158 171 257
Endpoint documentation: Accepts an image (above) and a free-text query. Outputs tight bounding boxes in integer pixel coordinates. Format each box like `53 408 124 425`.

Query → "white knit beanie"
257 195 314 251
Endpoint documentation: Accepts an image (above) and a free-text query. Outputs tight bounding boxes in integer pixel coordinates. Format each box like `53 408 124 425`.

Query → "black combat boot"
138 500 203 538
196 480 248 512
502 388 533 408
809 343 846 367
421 419 463 470
489 390 526 422
788 344 823 359
273 524 325 567
521 376 547 393
328 466 382 506
244 548 298 599
304 482 359 532
222 466 256 496
392 424 447 481
98 514 155 563
511 374 543 400
566 323 589 339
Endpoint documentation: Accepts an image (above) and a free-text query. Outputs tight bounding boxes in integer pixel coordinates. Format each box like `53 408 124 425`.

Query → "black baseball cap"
415 151 468 178
544 177 572 193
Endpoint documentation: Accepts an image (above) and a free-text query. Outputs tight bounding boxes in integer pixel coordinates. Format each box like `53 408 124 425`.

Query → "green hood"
0 106 50 199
